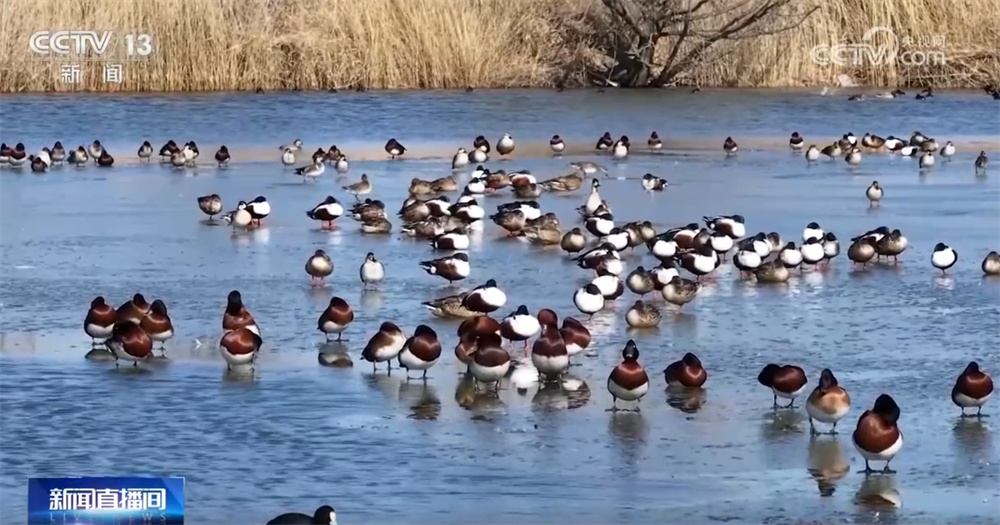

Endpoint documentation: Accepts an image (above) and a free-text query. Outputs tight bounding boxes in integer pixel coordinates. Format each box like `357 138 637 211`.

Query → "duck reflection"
807 436 850 497
952 417 994 463
854 474 902 515
365 372 402 402
531 375 591 411
360 289 383 310
250 227 271 245
399 381 441 421
454 376 506 417
609 411 647 468
934 276 956 290
760 409 807 443
222 368 257 383
666 387 706 414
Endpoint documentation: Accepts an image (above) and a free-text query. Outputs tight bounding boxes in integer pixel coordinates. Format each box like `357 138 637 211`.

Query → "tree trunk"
610 35 656 87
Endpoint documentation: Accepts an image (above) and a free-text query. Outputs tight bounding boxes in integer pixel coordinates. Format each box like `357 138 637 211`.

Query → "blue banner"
28 477 184 524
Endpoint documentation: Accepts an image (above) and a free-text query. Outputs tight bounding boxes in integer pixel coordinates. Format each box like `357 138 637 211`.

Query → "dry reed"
0 0 996 93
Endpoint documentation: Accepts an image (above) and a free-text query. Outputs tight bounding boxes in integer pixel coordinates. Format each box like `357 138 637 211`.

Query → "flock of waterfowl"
4 122 995 524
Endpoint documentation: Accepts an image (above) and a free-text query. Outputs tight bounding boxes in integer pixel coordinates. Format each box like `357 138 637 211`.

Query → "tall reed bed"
0 0 996 92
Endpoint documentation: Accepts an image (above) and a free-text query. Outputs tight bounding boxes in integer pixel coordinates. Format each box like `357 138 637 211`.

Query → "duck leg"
607 396 619 412
859 460 873 475
809 417 818 436
772 393 778 409
828 422 839 435
977 407 988 417
881 462 896 474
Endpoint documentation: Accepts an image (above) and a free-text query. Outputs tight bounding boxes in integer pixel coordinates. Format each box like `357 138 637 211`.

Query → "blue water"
0 89 999 525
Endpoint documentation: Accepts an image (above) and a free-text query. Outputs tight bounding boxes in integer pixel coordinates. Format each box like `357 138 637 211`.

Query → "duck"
585 208 615 237
96 150 114 167
468 332 510 391
512 182 541 199
539 172 584 192
866 181 883 205
30 155 47 173
822 233 840 265
705 215 746 242
279 139 303 153
496 133 515 157
531 322 569 380
318 297 354 342
800 238 825 268
246 196 271 227
451 148 470 169
883 136 904 151
919 151 935 169
898 144 918 157
421 293 477 319
449 199 485 226
931 243 958 274
723 137 738 155
157 140 179 161
679 245 719 278
50 141 66 164
571 161 608 177
664 353 707 388
8 143 27 168
169 149 187 168
805 145 820 162
306 196 344 229
549 135 565 154
575 242 619 271
88 140 105 161
334 154 350 174
803 222 825 242
848 236 878 268
473 135 491 154
876 89 905 99
220 327 262 371
952 361 993 416
757 363 808 408
591 268 625 301
105 322 153 368
490 208 527 236
430 226 470 251
558 314 591 358
733 246 763 278
384 138 406 159
295 159 325 181
919 138 939 152
312 148 327 164
648 131 663 152
343 174 372 200
875 229 908 263
940 141 955 158
607 340 650 411
662 276 701 309
419 252 470 283
458 314 502 341
469 145 488 163
845 147 862 165
461 279 507 314
305 250 334 286
266 505 336 525
625 300 661 328
359 252 385 288
209 145 229 167
573 283 604 318
983 251 1000 276
182 141 199 165
975 151 988 173
861 133 886 149
852 394 903 474
821 143 842 158
116 293 151 324
137 141 153 161
84 296 117 345
625 266 655 297
499 305 541 351
360 217 392 234
779 242 803 269
222 290 259 335
361 322 406 372
595 132 613 151
755 259 790 283
398 325 442 379
519 221 561 247
806 369 851 435
351 199 386 223
0 143 10 165
140 300 174 352
641 173 668 191
611 138 629 160
223 201 253 229
789 132 804 150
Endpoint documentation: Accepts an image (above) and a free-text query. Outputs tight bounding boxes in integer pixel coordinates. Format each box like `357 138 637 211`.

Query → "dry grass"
0 0 996 92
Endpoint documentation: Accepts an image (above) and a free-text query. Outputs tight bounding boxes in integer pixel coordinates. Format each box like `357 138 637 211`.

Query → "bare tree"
596 0 817 87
